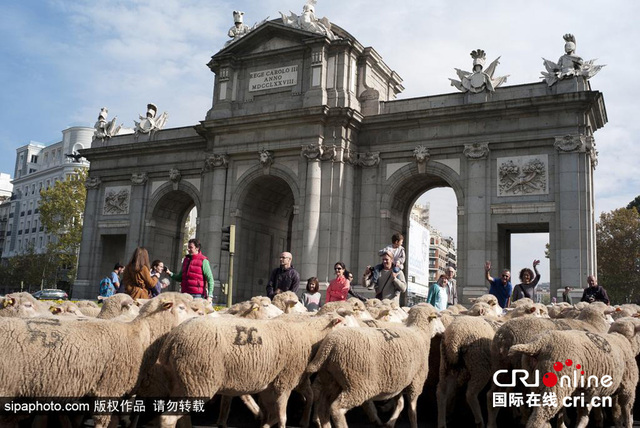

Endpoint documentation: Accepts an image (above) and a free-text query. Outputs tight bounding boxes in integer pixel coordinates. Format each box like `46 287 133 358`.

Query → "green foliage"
627 195 640 211
596 206 640 304
0 245 59 292
38 168 87 284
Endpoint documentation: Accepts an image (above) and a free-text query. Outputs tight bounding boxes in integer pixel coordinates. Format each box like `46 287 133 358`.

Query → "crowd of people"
98 238 214 302
100 232 609 310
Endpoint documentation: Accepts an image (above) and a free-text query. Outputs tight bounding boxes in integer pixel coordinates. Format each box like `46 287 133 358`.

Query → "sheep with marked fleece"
508 317 640 428
305 304 445 428
486 303 614 428
156 311 356 428
436 300 545 428
0 292 196 428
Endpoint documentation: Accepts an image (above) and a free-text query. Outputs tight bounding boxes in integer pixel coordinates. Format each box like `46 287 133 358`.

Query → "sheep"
436 300 545 428
224 296 284 319
156 312 356 428
486 303 613 428
48 301 85 317
437 315 496 428
508 317 640 428
271 291 307 313
469 294 502 316
0 292 48 317
96 293 140 320
305 304 445 428
0 292 197 428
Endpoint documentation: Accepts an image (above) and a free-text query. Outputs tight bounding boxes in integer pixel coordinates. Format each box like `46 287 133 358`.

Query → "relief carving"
498 156 548 196
84 176 101 190
554 135 584 152
103 187 130 215
203 154 230 171
464 142 490 159
131 173 148 185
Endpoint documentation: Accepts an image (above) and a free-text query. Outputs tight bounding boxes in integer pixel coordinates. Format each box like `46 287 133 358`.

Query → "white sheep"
157 312 355 428
0 292 48 317
271 290 307 313
223 296 284 319
0 292 197 428
305 304 445 428
508 317 640 428
96 293 140 320
486 303 613 428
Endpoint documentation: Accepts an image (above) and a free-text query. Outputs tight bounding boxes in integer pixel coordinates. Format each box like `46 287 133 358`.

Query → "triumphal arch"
74 10 606 302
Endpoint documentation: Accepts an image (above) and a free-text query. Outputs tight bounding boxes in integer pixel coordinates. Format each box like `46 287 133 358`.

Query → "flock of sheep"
0 289 639 428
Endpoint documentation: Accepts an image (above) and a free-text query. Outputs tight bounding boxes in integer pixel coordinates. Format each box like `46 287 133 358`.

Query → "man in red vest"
167 238 214 301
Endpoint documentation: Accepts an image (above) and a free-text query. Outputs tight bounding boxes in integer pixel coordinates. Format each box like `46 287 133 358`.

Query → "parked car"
32 289 69 300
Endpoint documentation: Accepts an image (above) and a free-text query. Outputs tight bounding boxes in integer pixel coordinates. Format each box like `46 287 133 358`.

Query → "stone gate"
74 18 606 302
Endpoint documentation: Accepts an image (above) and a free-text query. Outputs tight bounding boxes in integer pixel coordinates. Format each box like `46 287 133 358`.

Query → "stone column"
300 145 322 281
125 173 149 258
460 142 491 301
200 154 229 283
553 135 596 291
75 176 102 299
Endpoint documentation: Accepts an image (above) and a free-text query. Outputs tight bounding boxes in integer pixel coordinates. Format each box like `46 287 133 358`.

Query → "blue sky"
1 1 637 284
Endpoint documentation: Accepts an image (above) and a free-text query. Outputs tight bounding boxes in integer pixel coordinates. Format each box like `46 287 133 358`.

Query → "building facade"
74 19 606 303
2 127 92 258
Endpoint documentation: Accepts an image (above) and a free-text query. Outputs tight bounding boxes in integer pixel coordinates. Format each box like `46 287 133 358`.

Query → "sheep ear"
251 303 259 312
616 307 622 312
331 317 344 326
161 300 174 310
529 306 537 313
428 313 438 320
50 307 61 314
469 298 477 303
2 298 14 308
287 301 296 308
479 307 487 316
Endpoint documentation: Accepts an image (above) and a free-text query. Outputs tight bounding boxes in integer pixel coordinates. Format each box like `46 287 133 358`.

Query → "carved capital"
357 152 381 167
464 142 490 159
554 135 585 152
84 176 101 190
131 173 148 185
344 148 357 165
319 145 337 162
203 153 229 171
301 144 322 160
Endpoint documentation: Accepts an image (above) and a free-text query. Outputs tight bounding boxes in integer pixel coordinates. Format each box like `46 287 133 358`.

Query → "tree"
38 168 88 286
596 206 640 304
627 195 640 211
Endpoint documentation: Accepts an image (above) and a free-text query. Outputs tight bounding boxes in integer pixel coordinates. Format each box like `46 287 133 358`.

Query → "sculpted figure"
542 34 605 86
226 11 250 45
450 49 509 93
280 0 337 40
93 108 122 143
134 103 168 139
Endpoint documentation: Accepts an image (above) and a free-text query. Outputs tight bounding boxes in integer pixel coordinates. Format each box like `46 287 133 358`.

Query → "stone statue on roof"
224 11 269 47
541 34 605 87
92 108 123 143
134 103 168 139
279 0 337 40
449 49 509 93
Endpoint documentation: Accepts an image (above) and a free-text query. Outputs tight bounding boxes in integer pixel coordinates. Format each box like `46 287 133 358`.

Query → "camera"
163 266 169 273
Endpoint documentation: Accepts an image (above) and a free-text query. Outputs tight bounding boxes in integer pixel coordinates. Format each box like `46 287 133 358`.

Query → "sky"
1 0 637 285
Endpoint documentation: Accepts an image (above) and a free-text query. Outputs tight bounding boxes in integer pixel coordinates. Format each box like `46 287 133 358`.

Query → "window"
30 155 38 163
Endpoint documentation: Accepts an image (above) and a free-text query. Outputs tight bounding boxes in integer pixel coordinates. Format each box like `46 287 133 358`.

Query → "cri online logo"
493 358 613 388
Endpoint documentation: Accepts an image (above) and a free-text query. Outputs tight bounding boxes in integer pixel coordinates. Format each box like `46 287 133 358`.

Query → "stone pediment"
214 20 329 60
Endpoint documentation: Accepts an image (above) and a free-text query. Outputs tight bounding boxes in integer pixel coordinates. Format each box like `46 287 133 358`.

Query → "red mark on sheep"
565 359 572 366
553 361 563 371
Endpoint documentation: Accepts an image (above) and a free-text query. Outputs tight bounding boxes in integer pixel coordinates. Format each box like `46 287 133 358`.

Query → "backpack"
99 277 115 298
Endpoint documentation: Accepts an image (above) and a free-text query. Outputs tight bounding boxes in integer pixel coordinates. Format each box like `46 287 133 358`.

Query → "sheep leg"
261 390 291 428
216 395 232 427
485 383 501 428
436 373 456 428
466 372 491 428
406 395 419 428
295 377 314 428
384 395 404 428
93 414 118 428
574 403 592 428
329 403 349 428
159 415 181 428
240 394 262 418
361 400 384 425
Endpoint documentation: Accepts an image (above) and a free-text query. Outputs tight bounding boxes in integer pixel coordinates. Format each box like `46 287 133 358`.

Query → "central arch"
232 174 297 301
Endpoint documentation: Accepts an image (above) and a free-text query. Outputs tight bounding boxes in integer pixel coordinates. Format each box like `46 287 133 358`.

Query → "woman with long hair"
122 247 158 299
326 261 350 303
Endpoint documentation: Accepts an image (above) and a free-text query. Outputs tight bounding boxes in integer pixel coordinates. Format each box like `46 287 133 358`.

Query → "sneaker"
367 285 374 290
